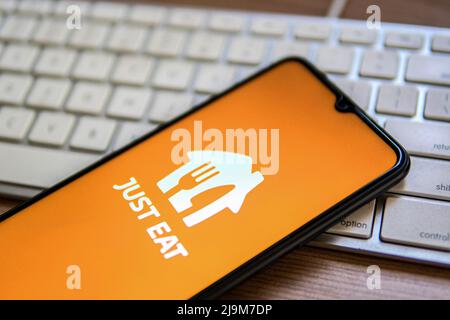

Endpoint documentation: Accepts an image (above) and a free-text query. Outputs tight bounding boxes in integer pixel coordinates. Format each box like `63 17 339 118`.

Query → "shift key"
390 156 450 201
382 197 450 251
385 120 450 160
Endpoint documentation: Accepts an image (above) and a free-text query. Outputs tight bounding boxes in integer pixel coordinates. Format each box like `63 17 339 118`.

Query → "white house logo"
157 151 264 227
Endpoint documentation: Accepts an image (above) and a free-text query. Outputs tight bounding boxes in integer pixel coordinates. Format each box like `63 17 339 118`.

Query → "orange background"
0 61 397 299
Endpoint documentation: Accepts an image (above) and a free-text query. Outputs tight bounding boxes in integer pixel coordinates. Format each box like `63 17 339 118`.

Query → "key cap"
0 0 17 12
69 21 110 49
0 44 40 73
146 29 186 57
272 42 309 60
227 38 266 65
66 82 111 115
208 14 245 33
431 34 450 53
195 65 235 94
149 92 193 123
107 86 153 120
186 32 225 61
72 51 115 81
17 0 53 15
111 55 154 86
152 61 194 90
106 24 147 53
382 197 450 251
326 201 375 239
0 74 33 105
128 5 166 26
390 156 450 201
0 15 37 41
340 27 377 45
33 19 70 45
114 122 158 150
0 107 35 141
251 18 287 36
425 89 450 122
385 32 423 49
54 1 91 16
70 117 116 152
376 85 418 117
34 48 77 77
27 78 72 110
168 9 206 29
334 79 372 110
406 55 450 86
385 120 450 160
91 2 128 21
317 47 354 74
0 142 97 188
360 50 399 79
28 112 75 147
294 23 330 41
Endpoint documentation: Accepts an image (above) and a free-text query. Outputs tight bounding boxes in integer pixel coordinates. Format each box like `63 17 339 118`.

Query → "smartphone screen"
0 60 400 299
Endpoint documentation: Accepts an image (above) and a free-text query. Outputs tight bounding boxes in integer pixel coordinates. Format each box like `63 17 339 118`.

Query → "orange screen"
0 61 397 299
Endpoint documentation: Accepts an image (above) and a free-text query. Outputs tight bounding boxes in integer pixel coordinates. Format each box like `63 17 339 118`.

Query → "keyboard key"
406 55 450 86
376 85 418 117
106 24 147 53
146 29 186 57
91 1 128 21
385 120 450 160
272 42 309 60
294 23 330 41
34 48 77 77
107 86 153 120
0 44 40 73
317 47 354 74
340 27 377 45
0 74 33 105
385 32 423 49
152 61 194 90
326 201 375 239
66 82 111 115
382 197 450 251
360 51 399 79
251 18 287 36
149 92 193 123
70 117 116 152
227 38 266 65
128 5 167 26
28 112 75 147
334 79 372 110
0 107 35 141
0 15 37 41
0 0 17 12
114 122 158 150
431 34 450 53
425 89 450 122
33 19 70 45
208 14 245 33
54 1 91 16
72 51 115 81
195 65 235 94
111 55 154 86
168 9 206 29
69 21 110 49
27 78 72 110
0 142 97 188
186 32 225 61
390 156 450 201
17 0 53 15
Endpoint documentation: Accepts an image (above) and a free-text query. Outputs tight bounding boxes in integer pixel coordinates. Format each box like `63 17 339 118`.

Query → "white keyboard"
0 0 449 266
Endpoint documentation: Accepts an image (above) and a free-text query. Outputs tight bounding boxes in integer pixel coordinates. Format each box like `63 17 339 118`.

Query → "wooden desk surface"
1 0 450 299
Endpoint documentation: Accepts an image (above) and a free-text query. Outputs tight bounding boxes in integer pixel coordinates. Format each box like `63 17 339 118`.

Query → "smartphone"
0 58 409 299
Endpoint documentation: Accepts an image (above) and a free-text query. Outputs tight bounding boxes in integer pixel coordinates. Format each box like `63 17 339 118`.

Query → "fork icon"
157 151 264 227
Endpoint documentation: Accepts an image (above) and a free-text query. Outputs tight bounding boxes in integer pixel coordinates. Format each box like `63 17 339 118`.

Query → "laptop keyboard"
0 0 449 266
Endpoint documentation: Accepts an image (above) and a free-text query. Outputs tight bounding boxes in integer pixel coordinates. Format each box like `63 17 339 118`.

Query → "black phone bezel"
0 57 410 299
